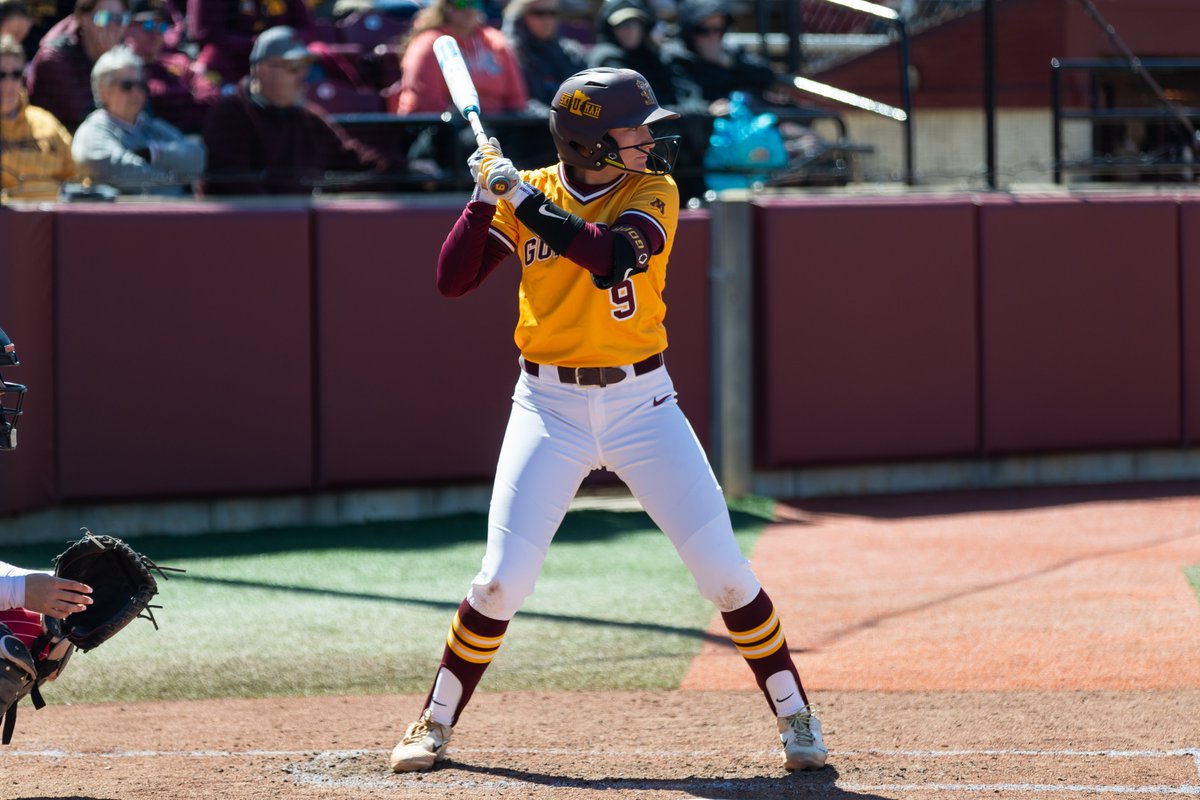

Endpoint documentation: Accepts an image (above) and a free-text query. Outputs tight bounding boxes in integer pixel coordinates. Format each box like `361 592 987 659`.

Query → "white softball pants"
466 358 762 621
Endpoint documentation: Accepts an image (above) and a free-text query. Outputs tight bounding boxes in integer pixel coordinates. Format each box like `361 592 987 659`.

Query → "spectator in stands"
72 44 205 193
26 0 127 131
201 26 409 195
663 0 776 107
501 0 584 110
122 0 215 133
0 0 32 45
588 0 698 107
0 33 76 199
392 0 527 116
187 0 312 91
588 0 708 200
18 0 71 59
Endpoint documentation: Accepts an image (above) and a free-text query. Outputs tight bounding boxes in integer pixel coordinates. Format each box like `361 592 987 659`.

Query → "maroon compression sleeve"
436 201 514 297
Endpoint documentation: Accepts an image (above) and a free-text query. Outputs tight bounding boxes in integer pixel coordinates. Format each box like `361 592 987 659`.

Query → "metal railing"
1051 58 1200 184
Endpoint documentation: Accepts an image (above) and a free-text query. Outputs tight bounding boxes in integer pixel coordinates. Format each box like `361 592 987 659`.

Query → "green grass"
1187 564 1200 606
1 501 775 704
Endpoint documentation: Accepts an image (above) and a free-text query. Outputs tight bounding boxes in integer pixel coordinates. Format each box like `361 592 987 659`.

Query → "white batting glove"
478 157 521 203
467 136 502 185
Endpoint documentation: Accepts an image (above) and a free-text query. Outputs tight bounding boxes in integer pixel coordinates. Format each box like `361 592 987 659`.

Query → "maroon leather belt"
522 353 664 387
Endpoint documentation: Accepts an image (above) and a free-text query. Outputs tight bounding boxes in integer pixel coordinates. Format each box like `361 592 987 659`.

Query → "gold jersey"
488 163 679 368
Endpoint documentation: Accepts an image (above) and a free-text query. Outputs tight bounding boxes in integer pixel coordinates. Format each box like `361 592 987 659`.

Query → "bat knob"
491 179 509 194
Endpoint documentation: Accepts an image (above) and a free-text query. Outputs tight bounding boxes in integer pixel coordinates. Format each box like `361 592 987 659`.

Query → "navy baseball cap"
250 26 313 64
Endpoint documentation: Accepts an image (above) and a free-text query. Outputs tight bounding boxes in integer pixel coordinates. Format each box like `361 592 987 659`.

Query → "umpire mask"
0 327 26 451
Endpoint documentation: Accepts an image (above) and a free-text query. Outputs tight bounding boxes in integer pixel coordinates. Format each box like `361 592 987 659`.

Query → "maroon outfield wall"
754 196 980 467
979 196 1180 454
754 194 1186 466
313 204 711 488
0 209 57 516
54 204 315 501
1 196 1196 516
1180 199 1200 445
314 203 518 487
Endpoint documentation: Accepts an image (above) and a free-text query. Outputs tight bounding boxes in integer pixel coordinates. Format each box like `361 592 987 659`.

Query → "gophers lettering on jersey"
488 163 679 368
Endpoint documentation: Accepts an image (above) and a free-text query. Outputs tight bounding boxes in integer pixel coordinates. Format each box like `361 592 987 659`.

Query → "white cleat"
390 709 453 773
778 708 827 770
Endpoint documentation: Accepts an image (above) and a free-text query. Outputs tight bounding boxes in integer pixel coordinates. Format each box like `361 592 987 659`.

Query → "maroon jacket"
144 52 220 135
26 33 94 133
188 0 312 87
200 81 394 195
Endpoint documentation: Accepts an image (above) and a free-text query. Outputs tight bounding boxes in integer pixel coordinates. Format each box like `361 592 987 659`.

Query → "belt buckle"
574 367 587 387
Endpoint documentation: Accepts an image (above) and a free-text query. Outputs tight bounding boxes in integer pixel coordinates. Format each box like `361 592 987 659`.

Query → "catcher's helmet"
549 68 681 174
0 327 25 452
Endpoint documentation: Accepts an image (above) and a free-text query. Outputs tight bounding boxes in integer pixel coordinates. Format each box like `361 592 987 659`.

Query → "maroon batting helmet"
549 68 681 174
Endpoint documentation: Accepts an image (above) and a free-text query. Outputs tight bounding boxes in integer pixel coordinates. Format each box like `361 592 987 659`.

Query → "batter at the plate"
390 66 826 775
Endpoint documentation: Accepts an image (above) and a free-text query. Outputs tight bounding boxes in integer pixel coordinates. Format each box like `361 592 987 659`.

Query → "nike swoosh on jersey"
652 394 672 406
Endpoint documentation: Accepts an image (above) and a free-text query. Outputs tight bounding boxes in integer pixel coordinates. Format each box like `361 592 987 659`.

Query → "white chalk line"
2 746 1196 759
5 745 1200 795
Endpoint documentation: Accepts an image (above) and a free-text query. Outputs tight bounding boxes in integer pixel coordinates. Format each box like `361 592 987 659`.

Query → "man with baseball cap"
247 24 313 65
201 25 408 194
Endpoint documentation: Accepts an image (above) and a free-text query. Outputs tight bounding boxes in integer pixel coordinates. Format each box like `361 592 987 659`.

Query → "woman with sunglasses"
71 43 204 193
122 0 214 133
0 33 76 200
661 0 776 107
25 0 128 131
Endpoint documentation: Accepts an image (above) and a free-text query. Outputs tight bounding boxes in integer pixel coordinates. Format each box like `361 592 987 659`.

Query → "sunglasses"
133 18 171 32
526 7 557 16
0 69 23 81
92 10 131 27
695 23 726 35
114 77 148 92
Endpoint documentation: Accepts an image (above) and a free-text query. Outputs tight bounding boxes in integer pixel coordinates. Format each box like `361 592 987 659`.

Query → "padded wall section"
314 203 519 486
55 205 313 500
315 206 713 488
756 197 979 466
980 197 1180 453
0 209 56 516
663 210 710 449
1180 200 1200 445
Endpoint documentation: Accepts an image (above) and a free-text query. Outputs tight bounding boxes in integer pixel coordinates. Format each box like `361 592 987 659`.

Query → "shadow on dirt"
450 763 890 799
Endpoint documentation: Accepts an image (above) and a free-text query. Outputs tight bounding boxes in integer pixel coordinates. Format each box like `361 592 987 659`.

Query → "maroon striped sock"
422 598 510 725
721 589 808 713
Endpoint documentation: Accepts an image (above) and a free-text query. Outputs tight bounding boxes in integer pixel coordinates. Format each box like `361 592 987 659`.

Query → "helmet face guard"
0 328 23 451
601 133 681 175
0 379 25 451
550 68 682 175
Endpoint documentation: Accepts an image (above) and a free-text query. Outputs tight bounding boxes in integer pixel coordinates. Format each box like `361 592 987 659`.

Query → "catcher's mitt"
53 528 182 652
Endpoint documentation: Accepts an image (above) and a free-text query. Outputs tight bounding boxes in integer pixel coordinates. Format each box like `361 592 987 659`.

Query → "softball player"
391 67 826 774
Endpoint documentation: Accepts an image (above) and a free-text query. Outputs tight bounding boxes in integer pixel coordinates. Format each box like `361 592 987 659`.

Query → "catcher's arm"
22 574 92 620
